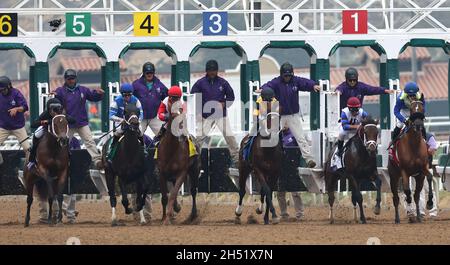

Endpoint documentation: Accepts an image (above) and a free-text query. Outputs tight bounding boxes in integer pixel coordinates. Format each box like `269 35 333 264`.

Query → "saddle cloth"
242 136 256 162
154 136 197 159
330 147 345 171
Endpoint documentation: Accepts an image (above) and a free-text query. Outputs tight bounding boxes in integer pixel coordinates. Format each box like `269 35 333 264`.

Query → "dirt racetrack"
0 193 449 245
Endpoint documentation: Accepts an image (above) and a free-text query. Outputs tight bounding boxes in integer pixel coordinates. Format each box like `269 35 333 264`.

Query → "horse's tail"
34 178 49 201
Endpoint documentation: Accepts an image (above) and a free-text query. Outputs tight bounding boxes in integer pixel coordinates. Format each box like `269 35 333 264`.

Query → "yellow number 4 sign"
134 12 159 36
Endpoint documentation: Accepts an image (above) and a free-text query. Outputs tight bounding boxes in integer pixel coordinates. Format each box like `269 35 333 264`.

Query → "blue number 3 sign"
203 12 227 36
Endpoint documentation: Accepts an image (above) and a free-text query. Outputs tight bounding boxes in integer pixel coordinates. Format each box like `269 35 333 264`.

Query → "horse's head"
408 100 425 132
359 116 379 154
259 100 281 139
168 97 184 120
49 114 69 147
124 104 140 133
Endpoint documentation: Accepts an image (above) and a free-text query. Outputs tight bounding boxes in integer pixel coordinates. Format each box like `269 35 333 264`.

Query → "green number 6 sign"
66 13 91 36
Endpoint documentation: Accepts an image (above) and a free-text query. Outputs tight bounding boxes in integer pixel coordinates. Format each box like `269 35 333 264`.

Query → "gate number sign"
0 13 17 37
66 13 91 36
134 12 159 36
342 10 368 34
203 12 228 36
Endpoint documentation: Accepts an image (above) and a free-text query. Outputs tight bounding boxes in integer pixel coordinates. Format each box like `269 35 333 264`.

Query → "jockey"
392 82 426 140
108 83 144 162
250 87 279 136
153 85 184 143
27 97 76 169
337 97 368 156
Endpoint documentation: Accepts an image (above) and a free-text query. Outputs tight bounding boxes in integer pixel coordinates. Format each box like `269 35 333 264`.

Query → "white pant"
0 127 30 153
401 175 438 217
396 109 410 129
277 191 304 218
141 118 163 137
280 113 314 162
196 116 239 160
338 126 356 141
68 125 101 163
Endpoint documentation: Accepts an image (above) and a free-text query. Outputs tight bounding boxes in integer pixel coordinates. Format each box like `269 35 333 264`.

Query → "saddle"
154 135 198 159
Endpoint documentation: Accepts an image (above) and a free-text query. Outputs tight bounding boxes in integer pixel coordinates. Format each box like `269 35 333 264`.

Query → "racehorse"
388 100 429 223
324 116 379 224
156 99 201 225
101 105 148 226
235 102 282 225
24 114 70 227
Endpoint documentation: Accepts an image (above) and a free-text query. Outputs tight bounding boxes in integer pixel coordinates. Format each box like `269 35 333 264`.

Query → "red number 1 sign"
342 10 368 34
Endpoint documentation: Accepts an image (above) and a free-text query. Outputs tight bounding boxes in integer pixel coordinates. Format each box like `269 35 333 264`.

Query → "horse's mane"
361 115 377 126
124 104 140 118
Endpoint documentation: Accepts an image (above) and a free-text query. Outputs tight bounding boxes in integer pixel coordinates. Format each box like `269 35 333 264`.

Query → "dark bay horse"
24 114 70 227
101 105 148 226
156 100 201 225
388 101 429 223
324 117 379 224
235 104 282 225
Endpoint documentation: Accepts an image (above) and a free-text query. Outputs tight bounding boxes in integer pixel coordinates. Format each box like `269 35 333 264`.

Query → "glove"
163 113 170 122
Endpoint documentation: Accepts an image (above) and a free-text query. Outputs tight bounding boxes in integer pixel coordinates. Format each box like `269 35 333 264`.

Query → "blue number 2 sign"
203 12 227 36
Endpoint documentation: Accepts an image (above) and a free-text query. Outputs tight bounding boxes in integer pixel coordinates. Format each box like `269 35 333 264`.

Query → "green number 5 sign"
66 13 91 36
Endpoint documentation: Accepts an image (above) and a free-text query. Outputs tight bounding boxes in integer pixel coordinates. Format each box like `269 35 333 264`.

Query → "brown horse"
24 114 70 227
156 99 201 225
235 103 282 225
324 116 379 224
388 100 429 223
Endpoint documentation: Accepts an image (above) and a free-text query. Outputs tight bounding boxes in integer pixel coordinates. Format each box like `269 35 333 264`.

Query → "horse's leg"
373 175 382 215
426 170 434 211
353 178 366 224
266 183 279 224
105 170 118 226
56 167 68 225
160 173 168 223
389 166 401 224
165 171 187 225
327 173 338 224
135 180 147 225
401 170 415 223
235 163 250 221
188 161 200 223
118 178 132 215
414 175 425 223
256 187 265 215
24 175 34 227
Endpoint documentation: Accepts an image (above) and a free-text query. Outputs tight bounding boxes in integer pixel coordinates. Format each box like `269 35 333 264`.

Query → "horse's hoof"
417 216 423 223
234 217 241 225
330 219 334 224
360 219 367 224
272 217 280 225
111 220 124 227
373 206 381 215
173 203 181 213
24 223 29 228
125 208 133 215
395 219 400 224
163 219 171 226
139 221 147 226
408 217 416 223
255 208 263 215
426 202 433 210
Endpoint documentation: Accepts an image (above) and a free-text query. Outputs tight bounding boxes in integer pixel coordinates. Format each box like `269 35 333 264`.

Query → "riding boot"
27 136 40 169
107 135 120 162
138 135 148 156
337 140 344 157
153 124 167 146
392 126 401 141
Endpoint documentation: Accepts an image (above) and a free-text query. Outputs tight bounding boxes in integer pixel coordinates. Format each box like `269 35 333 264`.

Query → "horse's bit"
361 124 378 150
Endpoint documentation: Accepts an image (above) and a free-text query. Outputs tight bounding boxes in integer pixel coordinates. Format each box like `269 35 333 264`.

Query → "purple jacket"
132 76 168 120
261 76 316 115
54 85 103 128
0 88 28 130
190 75 235 119
335 81 386 110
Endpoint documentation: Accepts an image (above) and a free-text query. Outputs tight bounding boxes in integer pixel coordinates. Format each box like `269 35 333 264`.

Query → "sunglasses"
348 79 357 83
349 107 359 112
145 72 154 75
170 96 180 101
122 93 132 97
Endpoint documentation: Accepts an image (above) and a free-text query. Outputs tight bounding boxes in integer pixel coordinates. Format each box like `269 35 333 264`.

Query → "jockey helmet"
347 97 361 108
205 60 219 72
404 82 419 95
120 83 134 94
345 67 358 81
168 85 182 97
261 87 275 101
46 98 63 113
142 62 155 74
280 62 294 77
64 69 77 79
